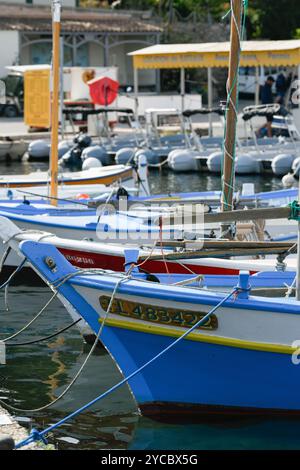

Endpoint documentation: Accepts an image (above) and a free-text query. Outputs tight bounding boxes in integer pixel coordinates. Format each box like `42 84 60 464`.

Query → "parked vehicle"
0 72 24 117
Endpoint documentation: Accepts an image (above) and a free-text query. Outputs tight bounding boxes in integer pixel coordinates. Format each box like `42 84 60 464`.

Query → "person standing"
261 75 275 104
275 72 287 104
257 75 275 137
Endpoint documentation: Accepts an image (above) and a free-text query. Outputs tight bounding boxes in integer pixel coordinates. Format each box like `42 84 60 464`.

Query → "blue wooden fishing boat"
16 239 300 420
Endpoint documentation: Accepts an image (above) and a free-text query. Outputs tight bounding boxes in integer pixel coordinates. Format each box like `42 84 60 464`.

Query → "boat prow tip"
20 240 77 284
0 216 22 241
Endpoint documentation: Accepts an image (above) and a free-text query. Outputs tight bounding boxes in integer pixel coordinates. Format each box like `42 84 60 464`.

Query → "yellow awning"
129 40 300 69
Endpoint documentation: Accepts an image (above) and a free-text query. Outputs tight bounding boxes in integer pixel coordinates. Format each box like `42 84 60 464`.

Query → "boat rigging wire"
221 0 248 216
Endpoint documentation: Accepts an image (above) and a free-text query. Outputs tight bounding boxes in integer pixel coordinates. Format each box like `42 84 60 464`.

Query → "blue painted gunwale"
239 188 297 201
147 271 296 288
19 240 299 320
0 210 98 232
272 234 297 242
20 239 300 315
127 188 298 203
0 205 96 216
67 274 300 315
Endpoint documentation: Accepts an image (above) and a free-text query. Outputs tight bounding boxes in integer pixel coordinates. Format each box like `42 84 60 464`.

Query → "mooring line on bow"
1 275 129 417
0 258 27 293
5 318 81 347
0 291 58 343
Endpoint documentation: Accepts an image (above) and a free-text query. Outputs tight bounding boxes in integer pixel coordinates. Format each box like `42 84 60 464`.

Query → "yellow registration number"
99 296 218 330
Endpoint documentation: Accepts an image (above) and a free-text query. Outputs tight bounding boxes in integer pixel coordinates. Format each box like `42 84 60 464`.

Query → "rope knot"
233 285 251 300
30 428 48 445
15 428 47 449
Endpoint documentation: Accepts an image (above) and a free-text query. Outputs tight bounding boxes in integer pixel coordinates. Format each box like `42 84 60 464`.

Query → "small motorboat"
0 164 133 188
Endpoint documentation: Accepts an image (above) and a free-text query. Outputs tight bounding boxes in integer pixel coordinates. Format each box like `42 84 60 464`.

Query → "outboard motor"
59 133 92 169
27 139 73 162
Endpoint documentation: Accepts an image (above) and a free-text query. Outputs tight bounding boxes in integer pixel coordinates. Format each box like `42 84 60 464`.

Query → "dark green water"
0 162 299 450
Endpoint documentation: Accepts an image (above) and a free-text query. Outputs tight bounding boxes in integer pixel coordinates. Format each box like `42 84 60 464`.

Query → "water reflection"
129 417 300 450
2 287 300 450
148 169 283 195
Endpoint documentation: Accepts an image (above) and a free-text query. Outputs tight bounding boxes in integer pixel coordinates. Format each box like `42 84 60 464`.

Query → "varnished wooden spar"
50 0 61 207
157 205 292 225
204 206 292 223
138 245 295 262
157 240 296 250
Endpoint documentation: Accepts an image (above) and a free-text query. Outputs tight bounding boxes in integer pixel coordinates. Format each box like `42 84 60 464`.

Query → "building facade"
0 2 161 89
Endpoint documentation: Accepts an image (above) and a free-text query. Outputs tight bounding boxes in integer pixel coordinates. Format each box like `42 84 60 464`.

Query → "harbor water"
0 160 298 450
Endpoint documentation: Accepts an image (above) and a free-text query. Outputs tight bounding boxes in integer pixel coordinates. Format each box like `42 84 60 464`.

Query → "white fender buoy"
167 149 199 172
207 151 223 173
82 157 102 170
135 148 159 165
28 140 50 159
167 148 184 159
58 140 72 158
115 147 135 165
235 153 261 174
271 153 295 177
81 145 109 165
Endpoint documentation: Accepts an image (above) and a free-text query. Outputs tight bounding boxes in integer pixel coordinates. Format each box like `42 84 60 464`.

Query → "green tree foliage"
248 0 300 39
78 0 300 40
171 0 227 19
79 0 156 9
79 0 226 16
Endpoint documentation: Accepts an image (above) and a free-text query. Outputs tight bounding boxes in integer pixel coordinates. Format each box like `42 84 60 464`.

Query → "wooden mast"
50 0 61 206
221 0 243 222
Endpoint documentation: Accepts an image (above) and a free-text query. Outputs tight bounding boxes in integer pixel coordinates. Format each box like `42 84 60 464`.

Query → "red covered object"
87 76 119 105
